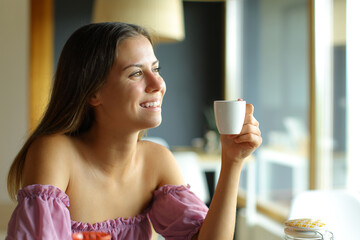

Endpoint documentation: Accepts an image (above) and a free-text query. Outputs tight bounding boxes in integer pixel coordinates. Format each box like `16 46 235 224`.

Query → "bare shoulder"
22 134 75 192
139 140 185 187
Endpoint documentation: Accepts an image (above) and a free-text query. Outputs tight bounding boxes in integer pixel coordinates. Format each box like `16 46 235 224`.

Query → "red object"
72 232 111 240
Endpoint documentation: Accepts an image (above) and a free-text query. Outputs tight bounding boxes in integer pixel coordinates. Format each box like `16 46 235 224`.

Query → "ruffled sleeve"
148 185 209 240
6 184 72 240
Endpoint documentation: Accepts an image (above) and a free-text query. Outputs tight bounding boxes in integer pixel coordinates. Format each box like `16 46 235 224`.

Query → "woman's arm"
22 134 72 191
197 103 262 240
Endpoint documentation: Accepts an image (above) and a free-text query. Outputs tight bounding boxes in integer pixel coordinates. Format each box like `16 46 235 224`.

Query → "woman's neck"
77 124 141 179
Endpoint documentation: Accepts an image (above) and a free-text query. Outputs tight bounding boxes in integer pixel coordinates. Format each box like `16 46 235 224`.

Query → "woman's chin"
141 118 162 130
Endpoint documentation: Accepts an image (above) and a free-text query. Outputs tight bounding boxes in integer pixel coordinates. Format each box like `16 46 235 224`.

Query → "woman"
6 22 262 240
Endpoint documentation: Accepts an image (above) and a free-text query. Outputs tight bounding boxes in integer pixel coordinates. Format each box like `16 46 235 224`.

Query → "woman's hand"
197 102 261 240
220 102 262 165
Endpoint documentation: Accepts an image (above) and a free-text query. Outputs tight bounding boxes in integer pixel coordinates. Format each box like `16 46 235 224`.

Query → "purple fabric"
71 212 152 240
149 185 208 240
6 185 72 240
6 184 208 240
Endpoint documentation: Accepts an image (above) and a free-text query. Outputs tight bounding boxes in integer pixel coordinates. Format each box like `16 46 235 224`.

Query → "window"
239 0 310 220
232 0 355 224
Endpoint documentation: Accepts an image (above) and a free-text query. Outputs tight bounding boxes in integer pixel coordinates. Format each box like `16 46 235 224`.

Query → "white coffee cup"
214 100 246 134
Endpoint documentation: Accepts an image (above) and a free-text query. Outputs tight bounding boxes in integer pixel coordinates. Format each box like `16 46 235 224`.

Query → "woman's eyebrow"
123 60 159 71
122 64 142 71
122 60 159 71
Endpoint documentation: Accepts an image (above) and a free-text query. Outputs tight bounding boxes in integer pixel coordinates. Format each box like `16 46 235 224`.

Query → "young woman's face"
92 35 166 132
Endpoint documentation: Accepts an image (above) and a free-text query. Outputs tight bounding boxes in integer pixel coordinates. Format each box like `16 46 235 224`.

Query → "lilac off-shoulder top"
6 184 208 240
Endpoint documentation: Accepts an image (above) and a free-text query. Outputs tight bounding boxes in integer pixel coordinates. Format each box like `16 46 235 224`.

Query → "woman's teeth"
140 101 160 108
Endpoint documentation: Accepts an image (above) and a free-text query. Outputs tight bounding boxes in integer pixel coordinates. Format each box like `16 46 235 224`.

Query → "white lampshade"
92 0 185 43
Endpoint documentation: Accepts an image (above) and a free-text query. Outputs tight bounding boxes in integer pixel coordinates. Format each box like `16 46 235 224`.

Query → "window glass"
241 0 310 212
238 0 349 215
331 0 346 189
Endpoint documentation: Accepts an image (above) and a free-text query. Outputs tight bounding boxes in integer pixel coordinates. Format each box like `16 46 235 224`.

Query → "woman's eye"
130 71 142 77
153 67 161 73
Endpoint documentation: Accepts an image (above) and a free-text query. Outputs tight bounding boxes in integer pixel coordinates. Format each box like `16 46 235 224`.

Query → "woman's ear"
88 92 101 107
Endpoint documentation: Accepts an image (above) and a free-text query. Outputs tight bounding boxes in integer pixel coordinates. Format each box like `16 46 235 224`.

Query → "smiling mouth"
140 101 161 108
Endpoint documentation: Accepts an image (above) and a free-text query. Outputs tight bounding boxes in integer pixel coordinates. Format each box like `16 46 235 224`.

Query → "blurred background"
1 0 359 239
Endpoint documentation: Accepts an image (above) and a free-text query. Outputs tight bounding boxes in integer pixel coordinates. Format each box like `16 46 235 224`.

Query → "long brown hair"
7 22 152 200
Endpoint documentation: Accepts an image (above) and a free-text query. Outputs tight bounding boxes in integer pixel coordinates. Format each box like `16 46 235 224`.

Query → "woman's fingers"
233 132 262 146
232 108 262 146
244 104 259 126
240 123 261 136
246 103 254 115
234 123 261 144
244 115 259 128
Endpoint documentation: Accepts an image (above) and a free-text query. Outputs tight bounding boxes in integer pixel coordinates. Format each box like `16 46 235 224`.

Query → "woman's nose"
145 72 165 93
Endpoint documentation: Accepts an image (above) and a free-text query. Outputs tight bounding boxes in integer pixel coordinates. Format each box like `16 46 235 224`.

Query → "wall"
0 0 29 229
